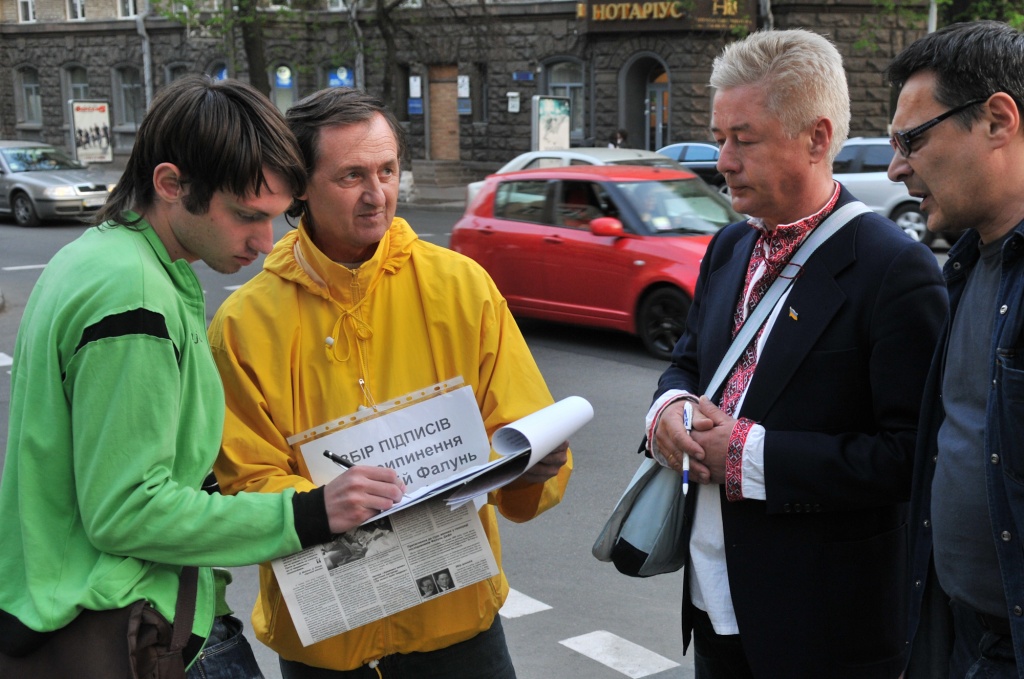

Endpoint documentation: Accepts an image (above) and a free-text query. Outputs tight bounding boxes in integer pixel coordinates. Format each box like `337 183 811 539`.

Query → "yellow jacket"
208 218 572 670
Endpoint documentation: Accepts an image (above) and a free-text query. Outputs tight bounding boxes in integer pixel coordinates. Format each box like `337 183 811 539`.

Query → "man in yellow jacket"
208 87 573 678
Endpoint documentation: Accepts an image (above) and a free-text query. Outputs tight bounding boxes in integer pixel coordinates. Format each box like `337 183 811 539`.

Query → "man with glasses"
887 20 1024 679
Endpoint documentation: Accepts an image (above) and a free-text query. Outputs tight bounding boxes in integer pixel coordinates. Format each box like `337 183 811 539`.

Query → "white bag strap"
703 200 871 398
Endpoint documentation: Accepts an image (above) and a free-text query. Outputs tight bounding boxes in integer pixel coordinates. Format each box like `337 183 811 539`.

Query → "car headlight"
43 186 78 199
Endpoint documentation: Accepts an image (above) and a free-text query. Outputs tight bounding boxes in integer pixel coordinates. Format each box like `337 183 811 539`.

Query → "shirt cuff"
291 486 333 548
645 389 695 465
725 418 757 502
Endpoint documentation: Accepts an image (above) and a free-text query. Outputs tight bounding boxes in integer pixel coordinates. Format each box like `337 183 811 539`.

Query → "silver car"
466 147 683 205
832 137 959 247
0 141 120 227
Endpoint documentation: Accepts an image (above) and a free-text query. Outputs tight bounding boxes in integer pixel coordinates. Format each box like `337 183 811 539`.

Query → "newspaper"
274 380 594 646
273 498 497 647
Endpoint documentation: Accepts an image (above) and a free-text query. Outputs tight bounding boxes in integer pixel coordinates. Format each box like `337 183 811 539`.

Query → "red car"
450 165 743 358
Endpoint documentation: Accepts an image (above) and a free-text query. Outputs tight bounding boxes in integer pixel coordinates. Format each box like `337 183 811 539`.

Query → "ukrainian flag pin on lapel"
789 307 799 321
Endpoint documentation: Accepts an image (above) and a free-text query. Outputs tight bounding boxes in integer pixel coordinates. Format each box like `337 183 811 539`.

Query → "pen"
323 450 354 469
681 402 693 494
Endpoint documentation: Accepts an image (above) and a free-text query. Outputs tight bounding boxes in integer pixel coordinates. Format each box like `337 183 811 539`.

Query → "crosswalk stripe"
2 264 47 271
1 352 12 367
499 587 552 619
559 630 679 678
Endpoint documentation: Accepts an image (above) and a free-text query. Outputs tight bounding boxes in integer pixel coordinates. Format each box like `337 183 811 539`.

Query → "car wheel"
12 192 41 228
891 203 932 246
638 287 691 360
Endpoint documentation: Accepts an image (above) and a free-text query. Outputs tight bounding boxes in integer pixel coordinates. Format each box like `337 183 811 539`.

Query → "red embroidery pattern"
718 185 841 500
726 417 755 501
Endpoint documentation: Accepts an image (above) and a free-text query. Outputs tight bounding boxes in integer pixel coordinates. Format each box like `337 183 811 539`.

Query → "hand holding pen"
320 449 406 534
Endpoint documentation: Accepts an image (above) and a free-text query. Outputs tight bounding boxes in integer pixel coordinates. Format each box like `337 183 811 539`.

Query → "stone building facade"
0 0 927 180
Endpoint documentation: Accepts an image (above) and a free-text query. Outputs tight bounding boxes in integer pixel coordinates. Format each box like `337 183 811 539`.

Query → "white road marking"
224 285 242 291
1 352 13 368
499 587 552 618
3 264 47 271
559 630 680 678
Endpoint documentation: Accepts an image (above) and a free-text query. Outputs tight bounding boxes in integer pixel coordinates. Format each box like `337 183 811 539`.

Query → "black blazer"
655 188 948 678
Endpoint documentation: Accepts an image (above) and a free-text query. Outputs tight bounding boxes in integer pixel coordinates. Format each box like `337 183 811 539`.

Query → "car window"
658 146 683 160
556 181 607 229
832 145 859 174
683 145 718 162
620 178 738 234
494 180 553 224
522 157 575 170
1 147 84 172
861 144 895 172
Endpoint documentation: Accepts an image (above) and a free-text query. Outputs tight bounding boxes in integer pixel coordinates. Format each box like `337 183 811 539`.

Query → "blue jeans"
186 615 265 679
949 602 1017 679
278 617 515 679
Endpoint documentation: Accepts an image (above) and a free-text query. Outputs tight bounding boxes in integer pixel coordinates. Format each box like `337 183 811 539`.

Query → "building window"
270 64 296 113
114 66 145 127
120 0 137 17
469 62 488 124
16 68 42 125
545 60 585 142
167 64 190 82
65 66 90 101
19 0 35 21
68 0 85 19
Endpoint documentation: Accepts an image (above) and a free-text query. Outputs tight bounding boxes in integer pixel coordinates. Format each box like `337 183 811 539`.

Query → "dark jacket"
906 220 1024 679
656 187 948 678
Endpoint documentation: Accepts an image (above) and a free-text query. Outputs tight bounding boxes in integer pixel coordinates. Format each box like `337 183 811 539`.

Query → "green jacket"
0 220 311 639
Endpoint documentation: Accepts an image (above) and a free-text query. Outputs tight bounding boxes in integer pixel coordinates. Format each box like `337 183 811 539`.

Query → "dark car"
450 165 743 359
0 141 119 227
657 142 726 192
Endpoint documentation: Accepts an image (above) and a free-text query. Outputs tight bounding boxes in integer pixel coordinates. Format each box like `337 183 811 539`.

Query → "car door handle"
543 236 563 244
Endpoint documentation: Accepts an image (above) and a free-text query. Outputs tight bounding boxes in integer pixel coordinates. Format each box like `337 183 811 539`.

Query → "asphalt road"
0 207 695 679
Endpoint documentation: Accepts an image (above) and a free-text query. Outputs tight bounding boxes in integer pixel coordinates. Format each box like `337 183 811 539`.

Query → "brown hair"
95 75 306 226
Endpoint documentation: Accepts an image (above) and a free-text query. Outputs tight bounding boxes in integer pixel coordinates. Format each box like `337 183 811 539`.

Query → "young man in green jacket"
0 75 407 676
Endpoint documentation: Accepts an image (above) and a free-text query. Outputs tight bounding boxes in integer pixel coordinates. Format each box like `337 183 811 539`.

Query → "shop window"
16 68 42 126
321 64 355 89
544 60 584 142
207 61 229 81
270 64 296 113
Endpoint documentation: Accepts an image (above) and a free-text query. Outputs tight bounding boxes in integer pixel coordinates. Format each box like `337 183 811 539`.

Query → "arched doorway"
622 55 669 151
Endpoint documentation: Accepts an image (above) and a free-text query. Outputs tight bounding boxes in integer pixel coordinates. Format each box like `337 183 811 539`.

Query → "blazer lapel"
700 227 758 399
740 223 858 418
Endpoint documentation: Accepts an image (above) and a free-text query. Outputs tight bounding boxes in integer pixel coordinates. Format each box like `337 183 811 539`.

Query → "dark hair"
285 88 406 220
887 21 1024 129
95 75 306 226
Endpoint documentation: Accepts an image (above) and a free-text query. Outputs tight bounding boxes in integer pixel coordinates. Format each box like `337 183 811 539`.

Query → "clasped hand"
653 396 735 485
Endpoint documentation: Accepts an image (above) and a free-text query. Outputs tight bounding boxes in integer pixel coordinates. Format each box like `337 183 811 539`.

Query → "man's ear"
152 163 185 203
808 116 834 163
986 92 1021 148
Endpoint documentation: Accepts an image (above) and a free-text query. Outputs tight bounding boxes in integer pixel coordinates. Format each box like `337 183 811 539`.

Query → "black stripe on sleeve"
75 308 179 362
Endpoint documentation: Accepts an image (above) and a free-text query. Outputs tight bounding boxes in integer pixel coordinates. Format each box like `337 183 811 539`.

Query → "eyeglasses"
890 97 988 158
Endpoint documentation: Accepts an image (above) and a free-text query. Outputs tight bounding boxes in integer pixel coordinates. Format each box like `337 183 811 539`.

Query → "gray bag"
592 457 686 577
